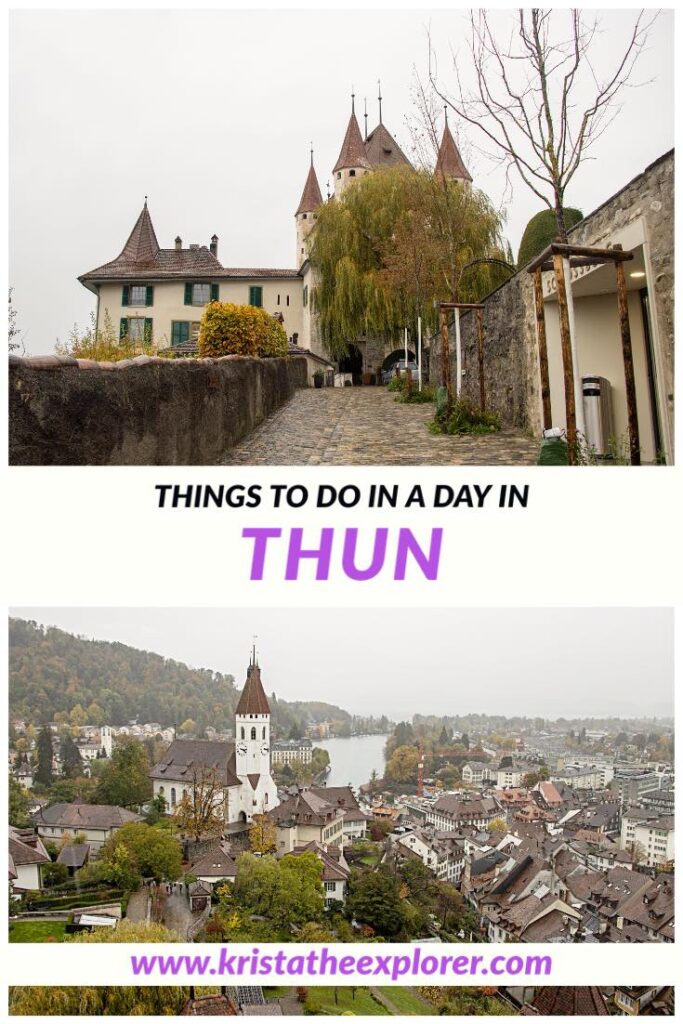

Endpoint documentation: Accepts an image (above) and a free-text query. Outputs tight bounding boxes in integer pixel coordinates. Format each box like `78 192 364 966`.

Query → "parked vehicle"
381 360 418 385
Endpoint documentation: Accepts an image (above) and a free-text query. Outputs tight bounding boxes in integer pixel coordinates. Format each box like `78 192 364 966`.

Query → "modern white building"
620 810 675 868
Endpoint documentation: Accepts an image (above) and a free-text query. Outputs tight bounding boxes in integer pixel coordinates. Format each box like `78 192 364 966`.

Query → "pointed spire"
364 98 368 142
295 150 323 215
117 200 160 264
333 100 371 173
378 79 383 124
236 650 271 715
435 109 472 182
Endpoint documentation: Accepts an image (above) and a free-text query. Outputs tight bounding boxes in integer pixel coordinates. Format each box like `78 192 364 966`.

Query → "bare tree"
173 766 226 842
429 9 655 239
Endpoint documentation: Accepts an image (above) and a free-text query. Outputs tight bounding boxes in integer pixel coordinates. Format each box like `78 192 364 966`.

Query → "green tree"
9 986 187 1016
59 734 84 779
9 775 30 827
42 862 69 887
517 207 583 267
345 866 406 938
94 739 151 808
35 726 54 787
96 823 182 886
233 852 324 930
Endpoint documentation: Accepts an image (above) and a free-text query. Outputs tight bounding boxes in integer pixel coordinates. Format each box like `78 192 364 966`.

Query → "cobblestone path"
224 387 538 466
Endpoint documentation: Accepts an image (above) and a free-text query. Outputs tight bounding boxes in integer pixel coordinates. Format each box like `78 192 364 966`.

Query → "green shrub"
517 207 584 268
198 302 287 359
430 399 501 436
388 374 435 404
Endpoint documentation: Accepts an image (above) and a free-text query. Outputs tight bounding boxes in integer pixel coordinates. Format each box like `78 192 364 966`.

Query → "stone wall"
9 354 307 465
430 150 674 441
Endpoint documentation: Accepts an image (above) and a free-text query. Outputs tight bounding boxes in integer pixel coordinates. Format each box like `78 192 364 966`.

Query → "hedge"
517 207 584 268
198 302 288 359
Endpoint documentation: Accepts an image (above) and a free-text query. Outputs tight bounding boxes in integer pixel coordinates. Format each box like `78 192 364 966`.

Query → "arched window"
170 787 176 808
251 727 256 740
262 727 266 739
240 727 245 739
265 793 269 806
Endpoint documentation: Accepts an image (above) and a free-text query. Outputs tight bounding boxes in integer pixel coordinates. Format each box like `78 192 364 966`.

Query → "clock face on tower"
261 744 270 755
237 741 247 755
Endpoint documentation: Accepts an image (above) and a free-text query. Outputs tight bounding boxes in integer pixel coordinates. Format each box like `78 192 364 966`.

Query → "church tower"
235 645 271 779
295 148 323 268
332 94 371 197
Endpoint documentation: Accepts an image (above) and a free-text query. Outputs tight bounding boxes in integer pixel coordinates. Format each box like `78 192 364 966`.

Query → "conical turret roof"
117 200 160 264
333 109 371 174
435 119 472 182
365 122 411 169
296 158 324 216
235 656 271 716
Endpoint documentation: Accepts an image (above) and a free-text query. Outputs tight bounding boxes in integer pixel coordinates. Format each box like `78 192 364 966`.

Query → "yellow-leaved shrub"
198 302 288 359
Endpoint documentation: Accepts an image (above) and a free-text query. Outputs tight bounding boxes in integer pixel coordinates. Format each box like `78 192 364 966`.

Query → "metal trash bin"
582 376 613 456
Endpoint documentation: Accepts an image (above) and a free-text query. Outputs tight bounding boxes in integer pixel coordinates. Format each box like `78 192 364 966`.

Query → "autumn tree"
249 813 277 855
173 767 226 841
385 744 420 785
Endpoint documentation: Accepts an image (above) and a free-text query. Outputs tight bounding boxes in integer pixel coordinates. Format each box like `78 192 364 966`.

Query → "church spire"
435 107 472 183
236 650 271 715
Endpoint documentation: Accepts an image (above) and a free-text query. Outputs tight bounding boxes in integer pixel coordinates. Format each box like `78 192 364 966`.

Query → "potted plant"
313 369 325 389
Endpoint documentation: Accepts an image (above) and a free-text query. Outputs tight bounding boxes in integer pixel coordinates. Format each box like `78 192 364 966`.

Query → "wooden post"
475 306 486 411
615 259 641 465
533 268 552 431
439 305 453 415
552 253 577 464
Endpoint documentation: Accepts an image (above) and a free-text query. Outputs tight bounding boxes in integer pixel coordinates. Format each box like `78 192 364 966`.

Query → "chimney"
210 234 219 257
175 236 182 251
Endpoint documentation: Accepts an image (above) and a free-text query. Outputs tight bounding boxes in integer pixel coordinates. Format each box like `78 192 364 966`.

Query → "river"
316 734 388 791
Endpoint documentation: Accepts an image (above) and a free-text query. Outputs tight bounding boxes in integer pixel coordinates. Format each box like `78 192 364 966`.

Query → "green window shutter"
120 317 128 340
144 318 153 344
184 283 193 305
146 285 154 306
122 285 130 307
211 283 219 302
249 285 263 308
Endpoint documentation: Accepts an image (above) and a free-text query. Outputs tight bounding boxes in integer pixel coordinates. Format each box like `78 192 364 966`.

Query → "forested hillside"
8 618 351 735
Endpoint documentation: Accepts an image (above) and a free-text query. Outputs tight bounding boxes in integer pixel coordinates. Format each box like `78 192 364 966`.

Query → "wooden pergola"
437 301 487 412
527 241 639 465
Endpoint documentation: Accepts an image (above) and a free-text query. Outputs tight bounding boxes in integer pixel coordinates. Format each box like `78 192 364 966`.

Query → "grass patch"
9 920 67 942
304 987 390 1015
378 988 436 1015
263 987 292 1001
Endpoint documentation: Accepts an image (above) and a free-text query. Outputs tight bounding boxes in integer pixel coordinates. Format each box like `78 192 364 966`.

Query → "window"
121 317 152 343
349 169 356 177
302 214 307 220
171 321 190 346
303 285 308 308
325 882 336 892
240 727 245 739
251 727 256 740
336 172 341 179
171 787 177 808
262 727 266 739
286 295 290 307
185 283 219 306
249 285 263 308
122 284 153 307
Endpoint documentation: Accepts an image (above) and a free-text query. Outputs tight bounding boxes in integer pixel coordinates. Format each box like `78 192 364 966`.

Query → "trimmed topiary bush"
517 207 584 268
198 302 288 359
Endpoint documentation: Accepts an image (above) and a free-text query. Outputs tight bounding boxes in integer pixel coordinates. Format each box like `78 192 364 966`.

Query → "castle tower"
332 94 371 197
364 82 411 169
435 107 472 183
295 148 323 268
235 645 272 781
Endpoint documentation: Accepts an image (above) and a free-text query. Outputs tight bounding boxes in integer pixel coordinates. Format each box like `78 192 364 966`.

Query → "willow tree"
309 164 507 360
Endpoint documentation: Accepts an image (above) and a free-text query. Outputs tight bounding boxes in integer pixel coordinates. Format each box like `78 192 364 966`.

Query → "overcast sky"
10 608 673 721
9 8 673 355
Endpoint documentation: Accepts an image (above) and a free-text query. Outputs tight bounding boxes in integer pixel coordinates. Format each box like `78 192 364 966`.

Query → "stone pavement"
223 388 538 466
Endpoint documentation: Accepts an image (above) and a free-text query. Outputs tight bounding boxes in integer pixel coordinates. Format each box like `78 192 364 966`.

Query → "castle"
149 648 278 826
79 94 471 382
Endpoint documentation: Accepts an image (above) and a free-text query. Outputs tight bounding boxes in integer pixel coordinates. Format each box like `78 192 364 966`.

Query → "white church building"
150 649 278 825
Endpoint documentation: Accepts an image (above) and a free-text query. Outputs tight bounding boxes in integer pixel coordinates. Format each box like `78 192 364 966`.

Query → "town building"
150 648 279 826
620 809 675 868
31 803 142 850
271 738 313 766
426 795 500 832
9 827 51 891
